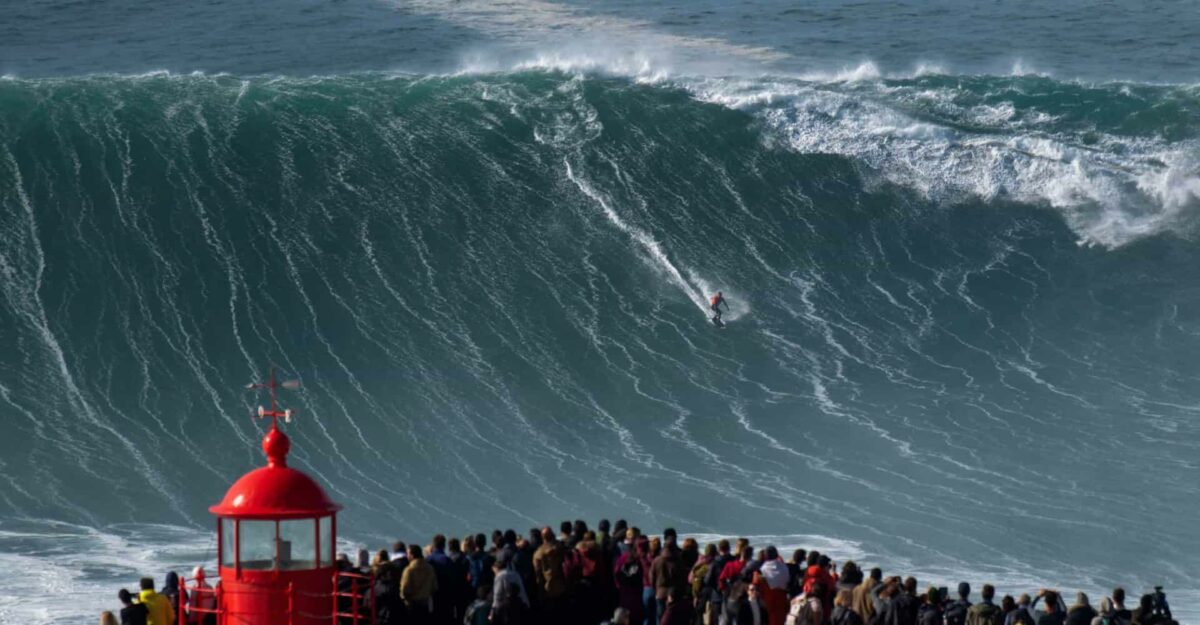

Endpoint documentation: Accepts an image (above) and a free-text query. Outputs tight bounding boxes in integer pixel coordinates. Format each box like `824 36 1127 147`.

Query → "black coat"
834 606 867 625
1066 607 1097 625
120 603 148 625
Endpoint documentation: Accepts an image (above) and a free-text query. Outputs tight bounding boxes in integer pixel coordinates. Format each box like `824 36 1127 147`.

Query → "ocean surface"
1 1 1199 623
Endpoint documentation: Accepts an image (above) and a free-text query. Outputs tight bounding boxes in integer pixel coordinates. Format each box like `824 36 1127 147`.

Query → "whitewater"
2 1 1200 623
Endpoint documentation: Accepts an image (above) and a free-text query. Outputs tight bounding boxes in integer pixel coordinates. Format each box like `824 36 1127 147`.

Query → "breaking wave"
1 68 1199 622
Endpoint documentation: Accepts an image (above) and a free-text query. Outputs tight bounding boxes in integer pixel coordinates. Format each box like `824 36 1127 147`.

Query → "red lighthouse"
207 370 342 625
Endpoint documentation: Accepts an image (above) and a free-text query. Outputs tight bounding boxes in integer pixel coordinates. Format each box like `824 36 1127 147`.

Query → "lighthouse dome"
209 426 341 519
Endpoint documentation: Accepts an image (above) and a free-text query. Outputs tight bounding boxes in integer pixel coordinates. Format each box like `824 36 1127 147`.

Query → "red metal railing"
178 575 223 625
331 570 376 625
179 577 306 625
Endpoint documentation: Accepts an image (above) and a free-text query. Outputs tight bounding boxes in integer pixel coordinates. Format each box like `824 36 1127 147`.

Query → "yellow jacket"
400 558 438 604
139 589 175 625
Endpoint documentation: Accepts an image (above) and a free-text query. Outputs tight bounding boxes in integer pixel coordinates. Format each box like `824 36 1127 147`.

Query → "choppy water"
1 2 1198 623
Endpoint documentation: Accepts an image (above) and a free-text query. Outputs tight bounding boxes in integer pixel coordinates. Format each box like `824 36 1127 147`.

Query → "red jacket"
718 560 747 592
803 565 835 596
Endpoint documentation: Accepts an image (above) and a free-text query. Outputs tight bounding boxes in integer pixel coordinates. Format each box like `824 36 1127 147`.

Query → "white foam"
801 61 883 83
685 77 1200 247
407 0 786 80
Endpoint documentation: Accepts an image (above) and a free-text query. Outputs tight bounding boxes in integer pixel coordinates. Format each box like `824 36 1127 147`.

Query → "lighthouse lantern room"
207 370 342 625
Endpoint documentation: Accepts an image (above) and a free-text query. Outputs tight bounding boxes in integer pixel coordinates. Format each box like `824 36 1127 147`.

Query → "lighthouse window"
238 520 277 570
319 516 333 567
220 518 235 567
278 519 318 570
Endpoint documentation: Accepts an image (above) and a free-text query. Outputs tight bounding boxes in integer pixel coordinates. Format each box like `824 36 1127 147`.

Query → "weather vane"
245 367 301 428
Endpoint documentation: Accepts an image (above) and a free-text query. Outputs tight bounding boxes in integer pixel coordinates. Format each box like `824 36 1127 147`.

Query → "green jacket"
966 601 1004 625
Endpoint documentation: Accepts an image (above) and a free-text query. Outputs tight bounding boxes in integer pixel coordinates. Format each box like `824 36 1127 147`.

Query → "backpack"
918 604 943 625
1010 608 1035 625
787 596 817 625
618 558 642 587
945 601 969 625
562 548 582 587
726 578 750 604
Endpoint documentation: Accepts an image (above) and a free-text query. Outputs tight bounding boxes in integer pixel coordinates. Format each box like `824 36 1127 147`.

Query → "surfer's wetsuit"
710 293 727 322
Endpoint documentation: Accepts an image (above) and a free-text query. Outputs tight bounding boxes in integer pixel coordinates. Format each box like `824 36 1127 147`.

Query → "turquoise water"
0 2 1198 623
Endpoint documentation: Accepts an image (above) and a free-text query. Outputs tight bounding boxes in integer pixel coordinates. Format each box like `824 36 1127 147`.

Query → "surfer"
710 292 728 325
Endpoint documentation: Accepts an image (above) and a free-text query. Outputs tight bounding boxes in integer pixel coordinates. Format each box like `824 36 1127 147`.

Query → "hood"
761 560 789 590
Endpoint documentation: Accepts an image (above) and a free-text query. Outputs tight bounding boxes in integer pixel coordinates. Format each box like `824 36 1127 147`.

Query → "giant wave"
0 69 1198 623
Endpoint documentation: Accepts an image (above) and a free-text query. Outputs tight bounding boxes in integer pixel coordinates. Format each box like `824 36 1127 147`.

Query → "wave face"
1 71 1199 622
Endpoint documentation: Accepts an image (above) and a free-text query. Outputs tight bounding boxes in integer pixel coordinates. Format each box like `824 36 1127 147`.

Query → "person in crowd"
465 536 493 592
1111 589 1131 625
690 543 717 623
1130 594 1161 625
874 576 918 625
576 530 606 624
1005 594 1036 625
613 520 629 552
944 583 972 625
606 607 632 625
838 562 863 595
790 582 825 625
372 549 392 574
1150 587 1171 622
614 536 649 625
755 546 789 625
1066 593 1097 625
161 572 185 617
447 537 473 622
637 537 658 625
919 587 944 625
966 584 1003 625
562 532 585 609
682 537 701 573
720 546 755 625
703 539 735 622
184 567 216 625
597 520 617 612
118 588 148 625
662 587 699 625
851 567 881 622
426 535 454 625
832 589 865 625
102 612 120 625
492 552 531 625
559 521 574 547
138 577 174 625
392 542 408 563
652 534 688 625
356 549 371 574
1001 597 1016 622
1091 598 1116 625
464 584 492 625
736 579 770 625
803 552 835 604
374 564 403 625
597 520 613 552
401 544 438 625
1031 590 1068 625
786 550 808 600
513 530 536 604
532 527 568 624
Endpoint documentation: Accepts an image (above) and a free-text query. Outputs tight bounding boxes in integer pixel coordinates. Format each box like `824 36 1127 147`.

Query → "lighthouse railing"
178 574 223 625
331 570 376 625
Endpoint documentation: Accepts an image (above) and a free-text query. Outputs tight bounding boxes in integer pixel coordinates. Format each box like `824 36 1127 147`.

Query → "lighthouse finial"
247 368 301 467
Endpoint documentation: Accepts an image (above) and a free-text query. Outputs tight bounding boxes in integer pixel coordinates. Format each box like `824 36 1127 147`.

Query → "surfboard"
712 316 725 328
